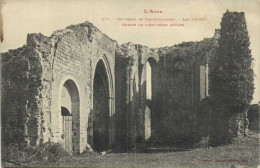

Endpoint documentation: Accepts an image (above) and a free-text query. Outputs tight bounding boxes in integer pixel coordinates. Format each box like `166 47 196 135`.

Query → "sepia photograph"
0 0 260 167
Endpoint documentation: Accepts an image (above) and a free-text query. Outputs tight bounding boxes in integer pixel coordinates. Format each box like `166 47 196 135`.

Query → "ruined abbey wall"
2 22 117 153
113 31 219 149
3 14 240 153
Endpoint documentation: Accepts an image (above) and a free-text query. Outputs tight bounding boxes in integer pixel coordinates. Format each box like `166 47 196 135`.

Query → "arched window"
146 61 152 100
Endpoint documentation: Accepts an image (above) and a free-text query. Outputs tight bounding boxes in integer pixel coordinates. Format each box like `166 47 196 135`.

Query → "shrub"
1 142 71 164
248 103 260 131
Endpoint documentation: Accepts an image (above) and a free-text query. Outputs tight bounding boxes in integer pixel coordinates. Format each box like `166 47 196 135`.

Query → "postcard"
1 0 259 167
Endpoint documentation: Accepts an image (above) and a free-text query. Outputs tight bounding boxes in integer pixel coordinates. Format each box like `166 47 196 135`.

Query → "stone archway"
90 58 114 152
60 79 80 153
140 57 160 141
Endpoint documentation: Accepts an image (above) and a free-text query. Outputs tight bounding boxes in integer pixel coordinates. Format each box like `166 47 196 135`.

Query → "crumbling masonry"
1 12 248 153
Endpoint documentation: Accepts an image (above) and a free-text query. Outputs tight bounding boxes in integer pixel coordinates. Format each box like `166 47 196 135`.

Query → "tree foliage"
210 11 254 112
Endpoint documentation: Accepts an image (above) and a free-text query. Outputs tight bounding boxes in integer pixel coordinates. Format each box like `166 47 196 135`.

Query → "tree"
209 11 254 144
210 11 254 113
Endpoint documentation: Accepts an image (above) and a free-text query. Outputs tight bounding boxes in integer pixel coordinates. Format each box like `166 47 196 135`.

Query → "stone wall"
1 33 53 147
1 25 217 150
114 33 219 147
50 22 116 153
2 12 250 152
115 43 162 149
1 22 116 153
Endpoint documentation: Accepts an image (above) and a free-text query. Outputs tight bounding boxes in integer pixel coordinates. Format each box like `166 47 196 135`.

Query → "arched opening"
60 80 80 153
146 61 152 100
141 58 159 141
92 60 110 152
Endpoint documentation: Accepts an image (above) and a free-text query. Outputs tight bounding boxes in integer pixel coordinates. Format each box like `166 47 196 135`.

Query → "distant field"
2 131 259 168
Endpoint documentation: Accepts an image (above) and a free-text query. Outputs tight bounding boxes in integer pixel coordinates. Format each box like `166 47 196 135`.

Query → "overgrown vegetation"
1 142 71 165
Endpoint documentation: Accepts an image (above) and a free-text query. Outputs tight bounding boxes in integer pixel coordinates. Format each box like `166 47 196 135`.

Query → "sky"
0 0 259 103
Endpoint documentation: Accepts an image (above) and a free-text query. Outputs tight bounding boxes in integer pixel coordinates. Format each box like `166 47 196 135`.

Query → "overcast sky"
1 0 259 103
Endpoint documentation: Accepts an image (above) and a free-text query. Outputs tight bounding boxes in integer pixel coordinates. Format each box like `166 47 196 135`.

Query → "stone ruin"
1 11 248 153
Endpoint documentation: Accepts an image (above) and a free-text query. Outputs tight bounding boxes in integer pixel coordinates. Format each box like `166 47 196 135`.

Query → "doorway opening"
60 80 80 153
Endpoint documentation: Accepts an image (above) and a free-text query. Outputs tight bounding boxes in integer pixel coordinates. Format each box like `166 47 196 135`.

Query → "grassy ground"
2 132 259 168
